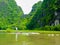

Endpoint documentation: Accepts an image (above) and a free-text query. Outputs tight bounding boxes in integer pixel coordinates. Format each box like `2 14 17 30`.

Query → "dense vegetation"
0 0 23 30
0 0 60 31
26 0 60 30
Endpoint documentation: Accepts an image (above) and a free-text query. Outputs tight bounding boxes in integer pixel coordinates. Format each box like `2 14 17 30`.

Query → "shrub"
35 25 60 31
54 25 60 31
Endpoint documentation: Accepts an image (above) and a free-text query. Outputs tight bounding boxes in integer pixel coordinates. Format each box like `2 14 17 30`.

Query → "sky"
15 0 43 14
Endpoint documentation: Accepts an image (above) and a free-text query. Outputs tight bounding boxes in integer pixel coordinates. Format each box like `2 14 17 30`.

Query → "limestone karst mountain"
27 0 60 30
0 0 23 30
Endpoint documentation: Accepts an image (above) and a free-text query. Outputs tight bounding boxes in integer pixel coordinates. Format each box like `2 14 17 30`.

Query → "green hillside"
26 0 60 30
0 0 23 30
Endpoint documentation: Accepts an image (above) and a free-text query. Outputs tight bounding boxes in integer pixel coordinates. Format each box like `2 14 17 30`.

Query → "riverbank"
0 30 60 34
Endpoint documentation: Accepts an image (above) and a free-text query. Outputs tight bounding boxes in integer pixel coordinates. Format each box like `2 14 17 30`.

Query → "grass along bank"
0 30 60 34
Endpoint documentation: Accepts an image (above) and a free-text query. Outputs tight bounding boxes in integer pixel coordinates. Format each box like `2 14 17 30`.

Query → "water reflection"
0 33 60 45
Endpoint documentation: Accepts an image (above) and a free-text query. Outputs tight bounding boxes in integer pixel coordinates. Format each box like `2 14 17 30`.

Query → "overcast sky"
15 0 43 14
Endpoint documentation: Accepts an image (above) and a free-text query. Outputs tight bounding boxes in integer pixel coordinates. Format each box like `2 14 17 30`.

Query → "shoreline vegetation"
0 30 60 34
